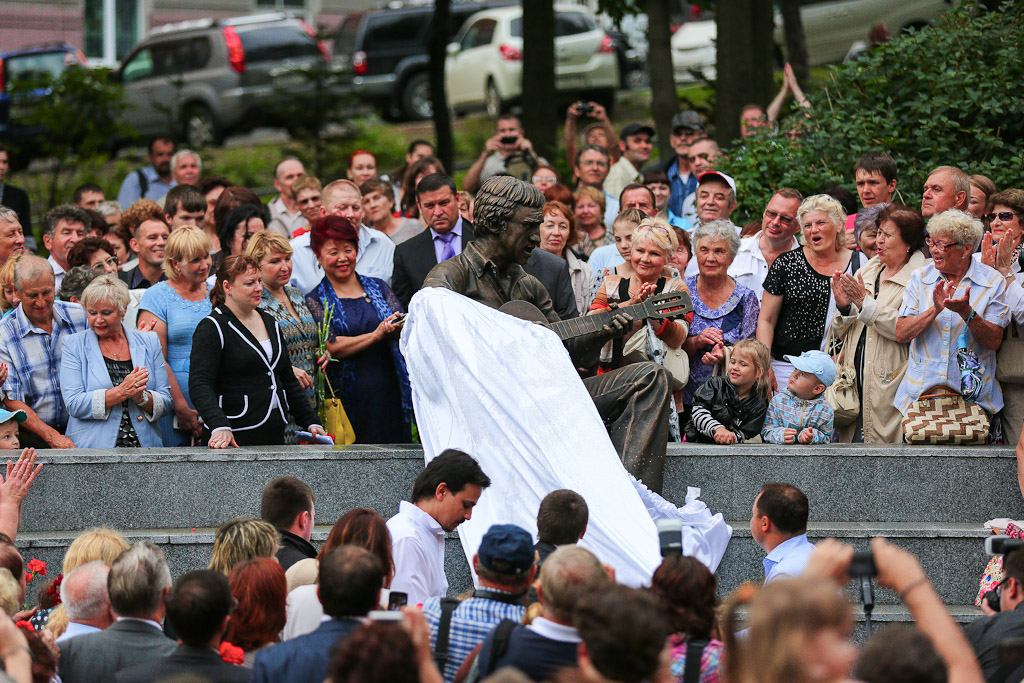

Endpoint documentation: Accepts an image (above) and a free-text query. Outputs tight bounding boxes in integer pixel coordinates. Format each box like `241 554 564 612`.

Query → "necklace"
100 335 128 360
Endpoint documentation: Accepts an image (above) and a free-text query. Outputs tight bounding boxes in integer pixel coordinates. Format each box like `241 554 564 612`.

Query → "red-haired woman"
304 216 412 444
283 508 393 639
346 149 378 188
224 557 288 668
189 255 326 447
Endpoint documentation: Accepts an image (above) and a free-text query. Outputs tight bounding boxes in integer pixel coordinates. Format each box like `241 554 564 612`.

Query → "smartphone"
393 313 407 326
388 591 408 610
296 431 335 445
367 610 404 622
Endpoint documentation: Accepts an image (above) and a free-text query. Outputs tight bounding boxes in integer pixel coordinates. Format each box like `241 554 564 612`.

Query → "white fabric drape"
400 288 731 587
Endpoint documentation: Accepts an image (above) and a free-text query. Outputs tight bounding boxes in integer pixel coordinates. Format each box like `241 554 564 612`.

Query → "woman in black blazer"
190 255 328 448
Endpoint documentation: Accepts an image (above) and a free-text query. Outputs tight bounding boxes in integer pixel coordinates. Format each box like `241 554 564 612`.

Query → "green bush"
719 1 1024 225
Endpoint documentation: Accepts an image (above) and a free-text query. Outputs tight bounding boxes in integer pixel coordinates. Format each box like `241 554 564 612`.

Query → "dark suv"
334 0 512 121
113 12 348 148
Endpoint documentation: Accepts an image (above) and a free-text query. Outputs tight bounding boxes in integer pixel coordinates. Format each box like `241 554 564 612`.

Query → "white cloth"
400 288 732 586
387 500 448 605
283 583 329 641
55 621 101 643
48 254 67 291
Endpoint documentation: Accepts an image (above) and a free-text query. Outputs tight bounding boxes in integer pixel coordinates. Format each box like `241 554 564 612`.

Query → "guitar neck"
549 301 651 342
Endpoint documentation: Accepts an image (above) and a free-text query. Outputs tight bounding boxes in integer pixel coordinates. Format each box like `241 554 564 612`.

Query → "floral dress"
259 286 318 445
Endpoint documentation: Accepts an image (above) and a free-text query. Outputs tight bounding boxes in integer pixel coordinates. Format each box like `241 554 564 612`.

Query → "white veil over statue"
400 288 731 587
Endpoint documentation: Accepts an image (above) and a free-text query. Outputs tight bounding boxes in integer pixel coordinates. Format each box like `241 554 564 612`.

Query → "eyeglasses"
97 256 119 269
925 236 962 252
763 208 798 227
987 211 1018 223
532 176 556 184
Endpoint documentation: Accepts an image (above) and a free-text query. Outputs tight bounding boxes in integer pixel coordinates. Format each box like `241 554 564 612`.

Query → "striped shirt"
895 259 1008 415
0 302 88 430
762 389 834 444
423 595 525 682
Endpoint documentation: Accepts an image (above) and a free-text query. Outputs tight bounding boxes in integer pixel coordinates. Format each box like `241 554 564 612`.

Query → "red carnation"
219 641 245 665
26 559 46 576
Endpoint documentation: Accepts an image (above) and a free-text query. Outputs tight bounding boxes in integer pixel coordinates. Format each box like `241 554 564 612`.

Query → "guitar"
499 290 694 341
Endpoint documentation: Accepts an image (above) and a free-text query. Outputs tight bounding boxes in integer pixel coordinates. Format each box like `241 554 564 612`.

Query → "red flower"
25 559 46 576
219 641 245 665
24 572 33 583
15 621 33 632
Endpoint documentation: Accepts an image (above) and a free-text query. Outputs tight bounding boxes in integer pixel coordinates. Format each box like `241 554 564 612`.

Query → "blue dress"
306 276 412 444
139 281 212 446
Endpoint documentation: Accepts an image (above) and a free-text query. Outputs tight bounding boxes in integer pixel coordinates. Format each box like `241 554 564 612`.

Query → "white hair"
693 219 740 258
80 274 131 315
171 150 201 176
61 560 111 621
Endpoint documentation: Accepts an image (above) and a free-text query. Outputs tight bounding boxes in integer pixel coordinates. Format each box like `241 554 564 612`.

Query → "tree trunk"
428 0 454 172
779 0 809 85
714 0 775 144
521 0 556 161
647 0 675 161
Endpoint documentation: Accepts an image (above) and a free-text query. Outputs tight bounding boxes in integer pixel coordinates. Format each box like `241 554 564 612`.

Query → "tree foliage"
720 1 1024 224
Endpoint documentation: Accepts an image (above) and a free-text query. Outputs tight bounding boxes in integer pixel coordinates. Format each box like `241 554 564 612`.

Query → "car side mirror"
446 43 460 57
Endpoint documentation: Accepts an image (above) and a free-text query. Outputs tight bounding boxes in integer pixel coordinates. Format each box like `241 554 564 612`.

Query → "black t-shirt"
964 606 1024 682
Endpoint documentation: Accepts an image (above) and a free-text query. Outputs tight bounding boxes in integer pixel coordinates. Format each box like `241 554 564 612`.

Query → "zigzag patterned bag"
902 384 989 445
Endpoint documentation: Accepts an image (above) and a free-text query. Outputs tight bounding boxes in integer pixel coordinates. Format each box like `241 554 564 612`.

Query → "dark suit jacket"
189 306 319 436
1 184 31 233
392 220 475 307
524 248 579 320
115 644 251 683
251 618 361 683
59 618 177 683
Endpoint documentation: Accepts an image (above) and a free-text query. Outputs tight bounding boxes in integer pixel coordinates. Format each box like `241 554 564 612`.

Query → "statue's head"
473 175 545 237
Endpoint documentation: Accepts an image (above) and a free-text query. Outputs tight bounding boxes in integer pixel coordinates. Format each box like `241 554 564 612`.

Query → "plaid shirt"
423 594 525 682
0 302 88 430
762 389 833 444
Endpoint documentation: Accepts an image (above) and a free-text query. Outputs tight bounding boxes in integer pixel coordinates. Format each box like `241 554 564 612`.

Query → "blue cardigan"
59 326 172 448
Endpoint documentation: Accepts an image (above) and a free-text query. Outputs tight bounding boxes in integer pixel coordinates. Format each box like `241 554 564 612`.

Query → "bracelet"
899 576 930 601
965 309 976 325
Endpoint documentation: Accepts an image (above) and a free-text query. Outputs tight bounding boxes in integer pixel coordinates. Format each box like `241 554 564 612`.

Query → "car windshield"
510 12 594 38
5 51 74 85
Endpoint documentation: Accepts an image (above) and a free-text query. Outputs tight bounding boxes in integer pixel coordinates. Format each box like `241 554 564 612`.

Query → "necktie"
437 232 457 262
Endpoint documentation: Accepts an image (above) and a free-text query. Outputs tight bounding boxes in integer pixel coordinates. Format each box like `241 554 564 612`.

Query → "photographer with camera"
463 115 544 194
965 538 1024 682
564 101 618 174
804 537 983 683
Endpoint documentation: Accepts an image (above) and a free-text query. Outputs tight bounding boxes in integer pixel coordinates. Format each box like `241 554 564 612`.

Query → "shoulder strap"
683 638 709 683
136 168 149 198
849 252 861 276
486 619 519 674
433 597 460 668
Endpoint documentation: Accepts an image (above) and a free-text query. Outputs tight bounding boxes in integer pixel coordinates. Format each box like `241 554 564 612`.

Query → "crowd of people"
0 446 1000 683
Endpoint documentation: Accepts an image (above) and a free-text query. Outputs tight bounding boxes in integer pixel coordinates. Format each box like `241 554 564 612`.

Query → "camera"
986 535 1024 556
983 588 1002 613
500 135 519 145
577 101 593 116
657 518 683 557
387 591 408 610
849 550 876 578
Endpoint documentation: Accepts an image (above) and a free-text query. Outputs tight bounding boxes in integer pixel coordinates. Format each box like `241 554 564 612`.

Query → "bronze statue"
423 175 672 493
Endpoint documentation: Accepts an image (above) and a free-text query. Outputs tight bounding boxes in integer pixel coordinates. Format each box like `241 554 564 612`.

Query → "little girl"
685 338 771 444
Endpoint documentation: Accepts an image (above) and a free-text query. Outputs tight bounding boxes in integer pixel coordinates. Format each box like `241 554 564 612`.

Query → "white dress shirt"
48 254 67 291
387 500 447 606
55 621 101 643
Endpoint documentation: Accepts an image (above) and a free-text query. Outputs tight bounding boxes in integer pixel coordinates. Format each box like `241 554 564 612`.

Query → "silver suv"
113 12 345 147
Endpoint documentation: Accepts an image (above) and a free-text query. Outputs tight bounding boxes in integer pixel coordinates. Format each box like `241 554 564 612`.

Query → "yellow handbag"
320 374 356 445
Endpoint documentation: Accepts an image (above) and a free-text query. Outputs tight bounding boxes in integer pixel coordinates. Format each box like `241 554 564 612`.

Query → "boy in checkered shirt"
762 350 835 444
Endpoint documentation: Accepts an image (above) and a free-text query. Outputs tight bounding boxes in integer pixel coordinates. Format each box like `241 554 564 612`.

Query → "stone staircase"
16 443 1014 632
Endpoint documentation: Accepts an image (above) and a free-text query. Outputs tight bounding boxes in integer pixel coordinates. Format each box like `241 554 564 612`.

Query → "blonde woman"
208 516 280 575
46 527 129 638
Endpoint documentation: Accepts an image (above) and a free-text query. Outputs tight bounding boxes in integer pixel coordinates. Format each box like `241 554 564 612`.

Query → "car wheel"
183 104 222 149
401 72 433 121
484 79 503 119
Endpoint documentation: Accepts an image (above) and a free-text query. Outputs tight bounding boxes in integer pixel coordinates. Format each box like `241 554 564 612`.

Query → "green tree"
8 66 131 210
720 2 1024 225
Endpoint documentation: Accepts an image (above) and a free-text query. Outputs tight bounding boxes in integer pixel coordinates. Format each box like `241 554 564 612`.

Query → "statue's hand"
602 312 635 338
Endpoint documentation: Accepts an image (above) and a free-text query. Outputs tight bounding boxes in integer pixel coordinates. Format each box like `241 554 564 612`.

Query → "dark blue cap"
477 524 535 574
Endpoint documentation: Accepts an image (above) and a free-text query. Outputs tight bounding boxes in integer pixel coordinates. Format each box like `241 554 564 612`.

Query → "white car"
671 19 716 84
445 5 619 118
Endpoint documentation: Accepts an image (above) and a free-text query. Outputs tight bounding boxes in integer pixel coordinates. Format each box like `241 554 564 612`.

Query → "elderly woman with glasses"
978 189 1024 445
895 210 1008 438
59 275 172 447
757 194 866 388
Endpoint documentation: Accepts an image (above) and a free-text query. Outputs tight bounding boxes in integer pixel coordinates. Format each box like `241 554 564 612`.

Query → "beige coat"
831 251 928 443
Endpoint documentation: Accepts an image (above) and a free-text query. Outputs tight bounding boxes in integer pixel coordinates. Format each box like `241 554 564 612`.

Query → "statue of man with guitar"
422 175 693 493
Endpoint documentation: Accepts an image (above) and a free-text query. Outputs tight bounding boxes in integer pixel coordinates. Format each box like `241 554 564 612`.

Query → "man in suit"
116 570 250 682
59 542 176 683
393 173 578 318
0 144 31 239
252 545 384 683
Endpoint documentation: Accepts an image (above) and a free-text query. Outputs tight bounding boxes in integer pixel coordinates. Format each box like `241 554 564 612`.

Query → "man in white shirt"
289 179 395 293
269 157 308 239
56 561 114 643
724 188 803 299
387 449 491 606
750 482 815 583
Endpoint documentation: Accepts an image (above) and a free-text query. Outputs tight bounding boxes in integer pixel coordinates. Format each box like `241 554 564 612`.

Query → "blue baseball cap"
477 524 535 574
0 408 27 426
784 350 836 387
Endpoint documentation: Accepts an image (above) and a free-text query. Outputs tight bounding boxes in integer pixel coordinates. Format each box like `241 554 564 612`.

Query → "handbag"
824 326 859 427
996 323 1024 383
622 324 690 391
320 374 357 445
901 384 989 445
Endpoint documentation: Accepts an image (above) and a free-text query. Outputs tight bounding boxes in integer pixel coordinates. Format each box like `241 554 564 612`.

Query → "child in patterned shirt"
762 350 835 444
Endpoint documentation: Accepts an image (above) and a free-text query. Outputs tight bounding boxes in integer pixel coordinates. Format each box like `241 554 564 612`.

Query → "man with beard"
117 137 177 206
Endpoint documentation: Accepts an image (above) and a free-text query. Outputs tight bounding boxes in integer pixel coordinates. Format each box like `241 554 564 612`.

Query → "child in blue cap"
0 407 27 451
762 350 836 444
